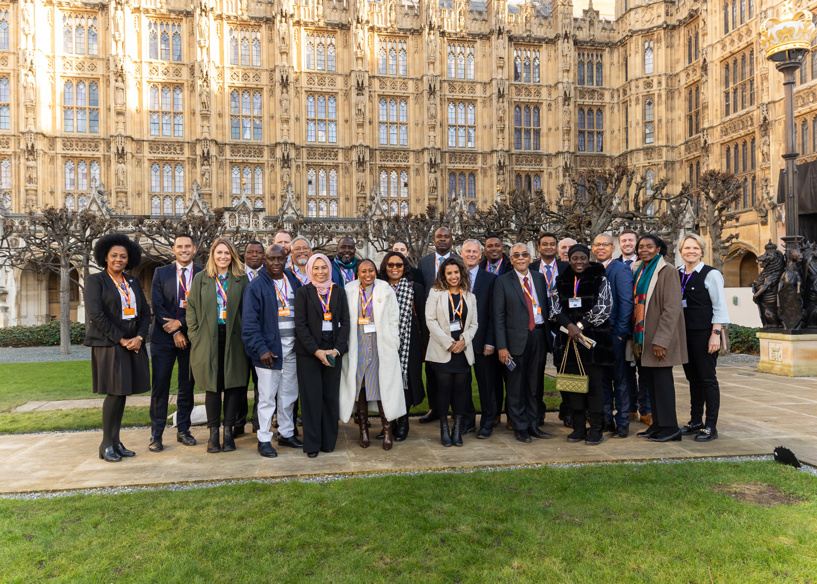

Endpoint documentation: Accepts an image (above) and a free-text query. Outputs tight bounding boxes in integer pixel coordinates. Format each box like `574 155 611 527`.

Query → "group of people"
84 226 729 462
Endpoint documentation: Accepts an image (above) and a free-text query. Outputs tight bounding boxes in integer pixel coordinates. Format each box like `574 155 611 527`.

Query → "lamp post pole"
777 54 805 250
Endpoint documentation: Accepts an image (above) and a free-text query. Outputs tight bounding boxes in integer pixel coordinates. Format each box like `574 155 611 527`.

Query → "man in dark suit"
148 234 202 452
417 226 460 423
494 243 553 442
479 234 512 276
236 241 265 436
535 232 569 427
593 233 634 438
461 239 498 437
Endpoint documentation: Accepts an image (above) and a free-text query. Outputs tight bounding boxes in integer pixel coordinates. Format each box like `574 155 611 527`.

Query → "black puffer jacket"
551 262 615 368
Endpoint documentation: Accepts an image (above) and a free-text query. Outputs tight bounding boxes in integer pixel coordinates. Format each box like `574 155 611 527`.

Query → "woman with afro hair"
84 233 151 462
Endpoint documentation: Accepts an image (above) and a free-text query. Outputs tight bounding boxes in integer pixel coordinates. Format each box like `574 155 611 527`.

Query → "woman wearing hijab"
187 238 251 453
84 233 151 462
339 260 405 451
294 253 350 458
631 234 687 442
378 251 426 440
550 244 614 445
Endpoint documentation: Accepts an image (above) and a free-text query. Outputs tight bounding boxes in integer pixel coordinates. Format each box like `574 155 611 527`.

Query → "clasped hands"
314 348 339 367
448 339 466 354
119 337 143 352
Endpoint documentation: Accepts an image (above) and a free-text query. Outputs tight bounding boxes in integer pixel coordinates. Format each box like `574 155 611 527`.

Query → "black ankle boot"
222 426 236 452
207 427 221 453
440 418 452 447
394 415 409 441
451 416 463 447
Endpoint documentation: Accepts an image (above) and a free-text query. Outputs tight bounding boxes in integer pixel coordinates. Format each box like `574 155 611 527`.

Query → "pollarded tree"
462 187 549 246
692 170 742 271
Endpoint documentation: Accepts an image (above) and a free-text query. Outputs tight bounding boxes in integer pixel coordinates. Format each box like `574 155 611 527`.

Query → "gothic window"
305 33 336 72
644 98 654 144
577 55 585 85
229 28 262 67
578 108 604 153
63 80 100 134
379 169 409 216
687 84 701 138
149 162 184 215
447 171 476 200
645 169 656 215
447 44 475 80
0 157 10 189
732 0 737 30
726 146 731 172
306 167 338 218
64 159 99 199
379 98 408 146
740 0 746 24
175 197 185 215
512 48 540 83
596 59 603 86
724 3 730 33
723 48 754 115
149 84 183 137
230 89 262 141
148 22 182 61
0 76 9 130
65 194 75 211
514 105 540 151
575 52 602 86
0 11 9 51
63 15 99 56
254 167 263 195
624 104 629 149
447 101 476 149
644 40 654 75
378 39 407 76
306 94 337 144
749 0 754 19
515 173 541 194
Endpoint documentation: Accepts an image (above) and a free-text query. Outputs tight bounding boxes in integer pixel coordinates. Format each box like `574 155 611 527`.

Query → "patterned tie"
544 263 552 291
176 267 187 319
625 259 633 268
523 276 535 331
249 269 257 281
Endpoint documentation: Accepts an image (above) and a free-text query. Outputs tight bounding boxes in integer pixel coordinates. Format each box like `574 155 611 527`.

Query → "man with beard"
290 236 313 285
331 237 359 287
236 241 265 434
273 230 293 270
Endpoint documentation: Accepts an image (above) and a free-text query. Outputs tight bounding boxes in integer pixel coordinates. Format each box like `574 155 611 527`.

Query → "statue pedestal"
757 331 817 376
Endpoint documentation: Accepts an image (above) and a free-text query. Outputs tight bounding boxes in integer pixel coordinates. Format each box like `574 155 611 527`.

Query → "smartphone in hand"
326 353 336 368
506 357 516 371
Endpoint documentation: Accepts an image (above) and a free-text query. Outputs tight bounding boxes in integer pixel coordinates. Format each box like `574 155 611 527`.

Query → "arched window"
151 196 160 215
151 163 161 192
644 40 654 75
65 195 75 212
175 196 184 215
596 60 603 86
254 167 263 195
163 163 172 192
586 60 594 85
175 164 184 193
0 12 9 51
0 76 9 130
725 146 731 172
77 161 88 191
645 170 656 215
163 196 172 215
160 29 170 60
577 57 585 85
742 140 749 170
90 161 100 186
0 158 10 189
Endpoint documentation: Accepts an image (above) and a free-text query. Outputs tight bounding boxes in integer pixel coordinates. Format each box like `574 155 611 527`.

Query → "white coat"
424 287 478 366
339 279 407 423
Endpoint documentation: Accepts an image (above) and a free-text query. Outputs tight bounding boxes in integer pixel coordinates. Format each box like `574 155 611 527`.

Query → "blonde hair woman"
187 238 251 453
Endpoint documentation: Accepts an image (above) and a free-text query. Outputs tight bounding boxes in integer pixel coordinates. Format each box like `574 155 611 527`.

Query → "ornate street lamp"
760 3 817 250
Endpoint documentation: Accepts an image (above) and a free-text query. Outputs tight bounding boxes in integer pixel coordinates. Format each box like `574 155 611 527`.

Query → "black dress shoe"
604 421 616 433
278 434 304 448
232 425 246 438
650 429 682 442
463 422 477 434
99 445 122 462
257 441 278 458
636 426 660 438
563 415 573 428
115 442 135 457
177 430 197 446
681 422 704 436
419 410 440 424
613 426 629 439
376 430 384 440
529 427 552 439
514 430 532 443
477 427 492 439
148 436 163 452
307 451 319 458
694 427 718 442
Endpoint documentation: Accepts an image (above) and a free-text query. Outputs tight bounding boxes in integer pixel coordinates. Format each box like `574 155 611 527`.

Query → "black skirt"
91 321 150 396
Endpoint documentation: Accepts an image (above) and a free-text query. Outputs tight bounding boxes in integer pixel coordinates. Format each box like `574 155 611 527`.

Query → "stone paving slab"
10 392 253 413
1 363 816 494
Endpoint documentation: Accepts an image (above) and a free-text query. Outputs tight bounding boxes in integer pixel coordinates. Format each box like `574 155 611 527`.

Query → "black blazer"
294 283 351 357
493 269 552 355
418 252 461 299
471 268 497 352
84 271 151 347
149 262 203 348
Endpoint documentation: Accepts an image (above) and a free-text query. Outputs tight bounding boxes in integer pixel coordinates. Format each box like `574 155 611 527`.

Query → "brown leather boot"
377 401 393 451
358 393 370 448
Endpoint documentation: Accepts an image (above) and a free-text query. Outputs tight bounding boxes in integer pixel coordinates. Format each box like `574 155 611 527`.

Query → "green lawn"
0 361 560 433
1 461 815 582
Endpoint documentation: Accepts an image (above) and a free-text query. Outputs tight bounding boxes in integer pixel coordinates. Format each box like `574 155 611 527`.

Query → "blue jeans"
602 336 631 427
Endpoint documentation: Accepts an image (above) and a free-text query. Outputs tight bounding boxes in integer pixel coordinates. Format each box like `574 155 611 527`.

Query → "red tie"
523 276 535 331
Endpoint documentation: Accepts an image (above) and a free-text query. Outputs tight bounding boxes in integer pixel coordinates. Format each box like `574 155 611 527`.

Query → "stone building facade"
0 0 807 325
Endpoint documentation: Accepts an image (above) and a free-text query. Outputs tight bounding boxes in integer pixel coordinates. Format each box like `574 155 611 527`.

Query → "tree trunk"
709 207 724 272
60 259 71 355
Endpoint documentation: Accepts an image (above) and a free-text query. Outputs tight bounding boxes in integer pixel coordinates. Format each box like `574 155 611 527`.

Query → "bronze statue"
778 247 804 330
752 241 784 328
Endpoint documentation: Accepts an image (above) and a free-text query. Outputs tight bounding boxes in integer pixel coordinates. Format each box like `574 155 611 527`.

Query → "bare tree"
463 188 549 245
356 200 442 264
7 207 112 354
692 170 742 271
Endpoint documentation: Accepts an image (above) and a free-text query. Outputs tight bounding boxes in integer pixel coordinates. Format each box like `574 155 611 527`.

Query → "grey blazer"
493 270 552 355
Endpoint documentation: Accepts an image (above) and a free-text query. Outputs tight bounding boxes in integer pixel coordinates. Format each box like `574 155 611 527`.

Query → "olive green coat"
186 270 250 392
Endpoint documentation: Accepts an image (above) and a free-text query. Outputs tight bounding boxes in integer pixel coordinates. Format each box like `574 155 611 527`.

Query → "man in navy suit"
593 233 634 438
460 239 498 437
494 243 553 442
148 234 202 452
417 226 460 423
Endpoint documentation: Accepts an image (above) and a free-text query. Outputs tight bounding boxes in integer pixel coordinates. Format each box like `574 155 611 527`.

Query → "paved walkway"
1 362 816 494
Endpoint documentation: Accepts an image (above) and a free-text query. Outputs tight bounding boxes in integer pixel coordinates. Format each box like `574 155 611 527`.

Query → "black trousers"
424 361 438 412
505 327 545 431
564 363 605 419
101 394 127 449
434 368 470 419
235 367 259 429
682 328 721 428
149 343 195 436
640 366 678 429
493 356 507 417
205 388 241 428
473 352 498 429
297 353 342 454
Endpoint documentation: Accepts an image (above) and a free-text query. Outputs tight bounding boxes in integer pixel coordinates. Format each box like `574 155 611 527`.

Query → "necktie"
545 264 552 288
625 259 633 267
523 276 535 331
250 269 257 280
177 267 187 319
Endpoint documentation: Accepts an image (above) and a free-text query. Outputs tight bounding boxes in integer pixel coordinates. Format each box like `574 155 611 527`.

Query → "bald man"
558 237 577 263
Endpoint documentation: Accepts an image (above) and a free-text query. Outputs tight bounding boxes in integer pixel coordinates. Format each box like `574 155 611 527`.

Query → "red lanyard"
359 285 373 318
108 272 132 309
274 277 290 307
573 277 581 298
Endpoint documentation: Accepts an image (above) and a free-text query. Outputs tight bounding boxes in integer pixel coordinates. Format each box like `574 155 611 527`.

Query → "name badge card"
278 308 291 317
322 321 333 332
449 321 462 332
220 310 227 320
535 307 542 315
122 307 135 320
682 299 688 308
358 317 370 325
569 298 582 308
179 299 187 309
323 312 332 321
363 323 377 334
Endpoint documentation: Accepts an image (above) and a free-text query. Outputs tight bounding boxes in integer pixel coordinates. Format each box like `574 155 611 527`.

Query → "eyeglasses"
511 252 531 258
592 243 614 247
386 262 404 269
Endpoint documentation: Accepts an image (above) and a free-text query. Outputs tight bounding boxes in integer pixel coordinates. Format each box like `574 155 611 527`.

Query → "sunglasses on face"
511 252 531 258
386 262 404 269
